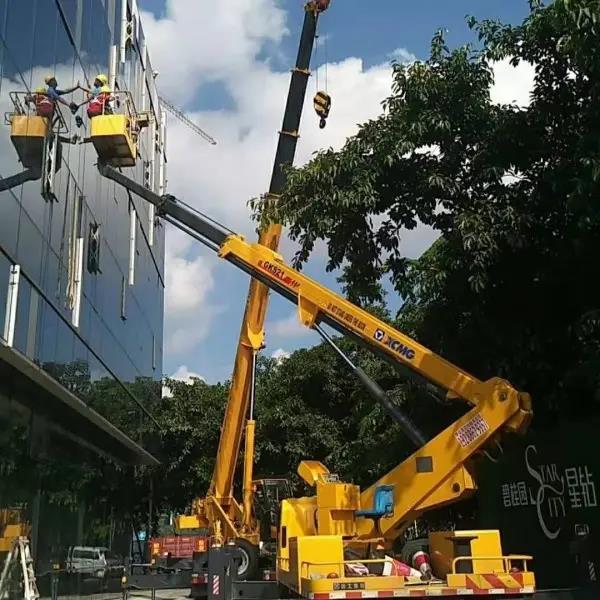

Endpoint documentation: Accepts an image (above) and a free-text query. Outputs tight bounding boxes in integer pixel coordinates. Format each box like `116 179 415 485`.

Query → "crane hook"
314 91 331 129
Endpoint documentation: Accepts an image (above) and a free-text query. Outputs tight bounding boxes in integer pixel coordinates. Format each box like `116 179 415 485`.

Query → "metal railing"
298 557 395 579
85 89 153 150
450 554 533 574
5 91 69 135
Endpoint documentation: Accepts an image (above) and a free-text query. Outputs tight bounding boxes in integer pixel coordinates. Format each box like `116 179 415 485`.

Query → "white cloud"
164 237 224 354
142 0 287 106
388 47 417 64
140 0 406 367
268 312 311 339
162 364 206 397
165 250 214 314
171 364 206 383
153 56 396 240
271 348 290 364
139 2 537 372
491 58 535 107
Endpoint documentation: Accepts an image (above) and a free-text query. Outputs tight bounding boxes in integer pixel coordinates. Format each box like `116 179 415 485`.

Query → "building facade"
0 0 166 572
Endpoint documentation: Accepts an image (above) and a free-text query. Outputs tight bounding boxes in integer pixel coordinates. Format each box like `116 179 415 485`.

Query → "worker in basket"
73 74 115 119
25 87 55 119
43 75 79 114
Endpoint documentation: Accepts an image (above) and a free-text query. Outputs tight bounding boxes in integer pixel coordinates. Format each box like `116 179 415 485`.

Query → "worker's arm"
45 87 71 107
56 84 78 95
74 97 92 108
73 88 101 109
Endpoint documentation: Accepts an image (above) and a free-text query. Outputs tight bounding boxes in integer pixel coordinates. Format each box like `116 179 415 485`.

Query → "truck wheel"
235 539 259 580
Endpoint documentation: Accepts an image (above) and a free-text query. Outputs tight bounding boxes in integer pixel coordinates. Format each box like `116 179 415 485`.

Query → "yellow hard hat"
44 75 56 84
34 86 46 93
95 74 108 84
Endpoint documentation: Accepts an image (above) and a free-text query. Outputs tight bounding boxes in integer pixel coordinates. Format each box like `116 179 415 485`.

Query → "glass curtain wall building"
0 0 166 585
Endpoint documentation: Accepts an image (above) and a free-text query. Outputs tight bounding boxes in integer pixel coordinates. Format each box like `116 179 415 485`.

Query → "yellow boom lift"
95 152 536 596
0 508 30 558
4 91 71 199
176 0 332 577
83 2 536 594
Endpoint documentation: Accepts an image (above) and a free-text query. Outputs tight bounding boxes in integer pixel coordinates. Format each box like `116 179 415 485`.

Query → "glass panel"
36 300 59 366
0 3 163 596
12 273 31 355
57 0 78 37
15 202 45 283
71 335 91 401
0 176 20 256
0 1 8 39
31 0 60 76
25 286 40 360
81 0 110 73
41 313 75 385
0 251 11 339
41 244 60 306
3 2 36 84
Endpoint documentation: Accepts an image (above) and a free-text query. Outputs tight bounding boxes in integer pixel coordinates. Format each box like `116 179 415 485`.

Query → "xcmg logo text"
373 328 415 360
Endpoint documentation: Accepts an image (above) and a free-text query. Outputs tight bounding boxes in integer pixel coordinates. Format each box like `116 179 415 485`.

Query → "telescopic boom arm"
99 162 533 457
210 1 330 523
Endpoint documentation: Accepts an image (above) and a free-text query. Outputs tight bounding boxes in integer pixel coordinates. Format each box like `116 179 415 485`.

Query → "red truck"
149 535 208 570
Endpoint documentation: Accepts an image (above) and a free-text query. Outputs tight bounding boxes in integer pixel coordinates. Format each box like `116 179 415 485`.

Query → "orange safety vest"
34 93 54 118
87 91 113 117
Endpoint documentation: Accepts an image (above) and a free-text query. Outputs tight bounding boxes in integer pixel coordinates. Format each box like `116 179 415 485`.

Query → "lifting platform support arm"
207 0 330 534
98 162 533 536
0 168 40 192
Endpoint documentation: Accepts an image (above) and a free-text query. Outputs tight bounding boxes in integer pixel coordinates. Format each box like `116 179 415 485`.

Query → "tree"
149 377 229 512
252 0 600 419
253 329 458 493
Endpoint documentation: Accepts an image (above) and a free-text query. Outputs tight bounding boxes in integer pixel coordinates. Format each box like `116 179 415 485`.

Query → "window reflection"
2 2 36 83
0 1 165 589
0 1 7 39
57 0 78 38
0 252 11 340
13 271 31 355
81 0 110 73
32 1 60 74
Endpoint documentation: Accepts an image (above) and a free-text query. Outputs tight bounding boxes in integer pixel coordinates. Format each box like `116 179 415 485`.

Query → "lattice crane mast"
159 95 217 146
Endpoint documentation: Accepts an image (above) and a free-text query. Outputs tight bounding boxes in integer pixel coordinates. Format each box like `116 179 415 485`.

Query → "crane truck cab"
179 477 293 581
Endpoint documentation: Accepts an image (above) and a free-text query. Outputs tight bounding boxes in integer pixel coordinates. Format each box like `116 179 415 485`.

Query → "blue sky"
137 0 533 385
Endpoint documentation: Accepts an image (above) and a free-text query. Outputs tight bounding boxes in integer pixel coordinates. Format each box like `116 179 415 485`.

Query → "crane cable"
313 7 332 129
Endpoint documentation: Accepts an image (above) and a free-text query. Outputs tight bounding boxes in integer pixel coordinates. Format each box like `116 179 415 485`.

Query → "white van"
66 546 119 579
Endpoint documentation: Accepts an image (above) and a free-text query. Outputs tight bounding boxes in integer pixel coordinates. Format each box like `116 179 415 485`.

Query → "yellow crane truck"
97 156 536 598
8 2 538 595
177 0 333 574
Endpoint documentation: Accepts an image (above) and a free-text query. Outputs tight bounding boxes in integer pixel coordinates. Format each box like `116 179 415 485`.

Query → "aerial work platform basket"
9 115 49 169
91 113 137 167
6 91 67 170
88 90 151 167
3 91 68 198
